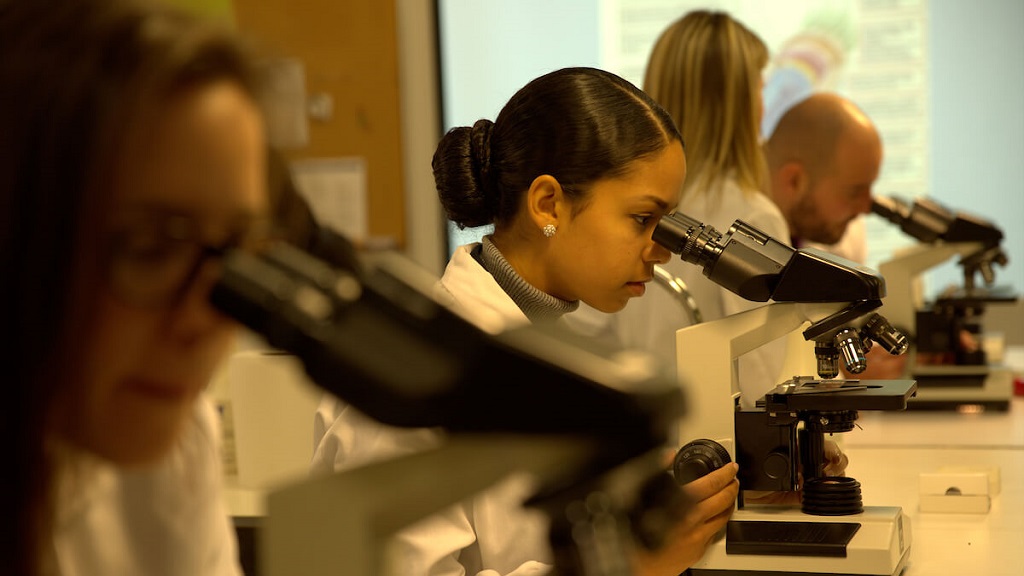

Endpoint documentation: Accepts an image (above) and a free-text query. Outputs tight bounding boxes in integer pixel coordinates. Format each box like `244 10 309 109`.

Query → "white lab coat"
50 396 242 576
310 243 553 576
610 178 792 409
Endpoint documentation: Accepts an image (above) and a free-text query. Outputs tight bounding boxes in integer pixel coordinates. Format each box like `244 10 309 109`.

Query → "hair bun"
469 119 494 189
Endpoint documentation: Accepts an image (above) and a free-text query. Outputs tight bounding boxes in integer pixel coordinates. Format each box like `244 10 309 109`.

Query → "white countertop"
841 388 1024 575
845 444 1023 575
226 367 1024 575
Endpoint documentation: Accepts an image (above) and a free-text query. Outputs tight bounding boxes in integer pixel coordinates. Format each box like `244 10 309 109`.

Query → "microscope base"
906 364 1012 411
687 506 910 576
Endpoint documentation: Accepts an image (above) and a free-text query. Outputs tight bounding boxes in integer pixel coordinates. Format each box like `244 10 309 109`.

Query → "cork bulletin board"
233 0 406 247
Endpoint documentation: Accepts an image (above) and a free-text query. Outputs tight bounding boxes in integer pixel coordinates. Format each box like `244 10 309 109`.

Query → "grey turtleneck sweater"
472 235 578 323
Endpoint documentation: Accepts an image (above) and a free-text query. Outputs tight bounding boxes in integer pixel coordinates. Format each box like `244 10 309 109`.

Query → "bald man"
764 92 907 380
764 92 882 251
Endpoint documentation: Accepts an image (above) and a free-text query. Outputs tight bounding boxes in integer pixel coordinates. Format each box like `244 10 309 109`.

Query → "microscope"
873 194 1018 410
653 213 917 576
210 237 690 576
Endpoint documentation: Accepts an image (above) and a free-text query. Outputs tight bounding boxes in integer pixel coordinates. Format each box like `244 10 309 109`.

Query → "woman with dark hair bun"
435 67 686 323
313 66 740 576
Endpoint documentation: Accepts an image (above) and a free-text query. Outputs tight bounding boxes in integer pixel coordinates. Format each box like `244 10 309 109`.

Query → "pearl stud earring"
542 224 557 238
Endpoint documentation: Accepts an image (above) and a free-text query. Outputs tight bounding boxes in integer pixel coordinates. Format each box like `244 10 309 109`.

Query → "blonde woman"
612 10 790 410
613 11 849 508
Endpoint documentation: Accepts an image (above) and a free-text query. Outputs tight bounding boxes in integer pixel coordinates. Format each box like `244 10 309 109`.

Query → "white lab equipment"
654 212 916 576
873 195 1017 411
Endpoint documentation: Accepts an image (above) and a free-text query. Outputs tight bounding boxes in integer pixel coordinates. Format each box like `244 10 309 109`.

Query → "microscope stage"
907 364 1013 411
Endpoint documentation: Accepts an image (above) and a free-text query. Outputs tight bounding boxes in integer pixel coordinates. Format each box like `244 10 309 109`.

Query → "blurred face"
63 80 267 465
791 127 881 245
546 141 686 312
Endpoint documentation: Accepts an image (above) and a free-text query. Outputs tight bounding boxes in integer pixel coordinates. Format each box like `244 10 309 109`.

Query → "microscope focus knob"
672 439 731 485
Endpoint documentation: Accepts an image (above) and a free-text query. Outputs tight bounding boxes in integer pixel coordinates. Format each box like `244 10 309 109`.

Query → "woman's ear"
525 174 565 233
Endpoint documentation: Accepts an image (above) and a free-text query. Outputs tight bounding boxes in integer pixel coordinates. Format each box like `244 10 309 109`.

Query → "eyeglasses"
105 212 271 308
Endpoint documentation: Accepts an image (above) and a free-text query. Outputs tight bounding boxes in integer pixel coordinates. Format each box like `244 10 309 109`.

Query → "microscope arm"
672 301 851 450
876 243 986 334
